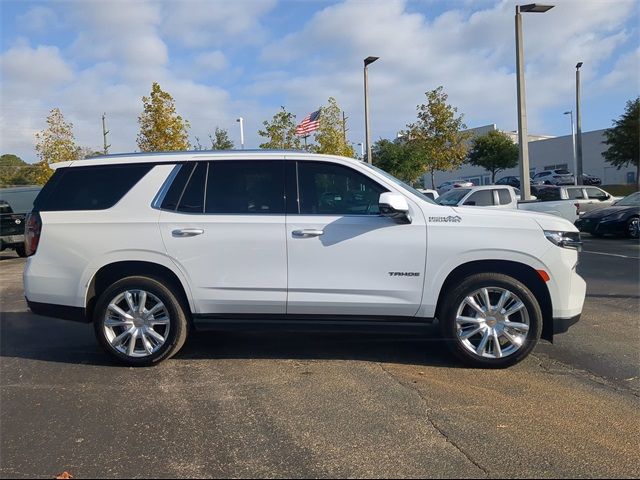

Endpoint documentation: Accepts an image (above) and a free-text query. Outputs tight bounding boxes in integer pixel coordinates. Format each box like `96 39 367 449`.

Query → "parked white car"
437 179 474 194
436 185 531 209
416 188 439 201
24 151 585 368
532 169 575 186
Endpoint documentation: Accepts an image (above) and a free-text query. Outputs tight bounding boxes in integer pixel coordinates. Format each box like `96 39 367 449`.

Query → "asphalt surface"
1 237 639 478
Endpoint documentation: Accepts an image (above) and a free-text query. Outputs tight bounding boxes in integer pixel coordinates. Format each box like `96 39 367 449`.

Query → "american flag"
295 109 321 136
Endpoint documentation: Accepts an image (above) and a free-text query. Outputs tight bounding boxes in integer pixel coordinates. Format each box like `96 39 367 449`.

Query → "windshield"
363 163 436 204
616 192 640 207
436 188 470 206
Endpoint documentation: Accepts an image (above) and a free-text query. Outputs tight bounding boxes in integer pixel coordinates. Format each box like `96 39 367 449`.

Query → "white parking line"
582 250 640 260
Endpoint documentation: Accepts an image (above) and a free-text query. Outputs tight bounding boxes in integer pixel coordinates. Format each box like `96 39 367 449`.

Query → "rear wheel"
626 216 639 239
93 276 189 366
439 273 542 368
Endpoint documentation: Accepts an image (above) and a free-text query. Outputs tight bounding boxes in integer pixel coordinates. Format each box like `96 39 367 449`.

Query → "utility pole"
575 62 584 184
102 113 111 155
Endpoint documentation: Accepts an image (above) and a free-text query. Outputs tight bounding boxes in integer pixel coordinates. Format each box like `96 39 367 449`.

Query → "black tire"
93 276 189 366
15 244 27 257
439 273 543 368
625 216 639 239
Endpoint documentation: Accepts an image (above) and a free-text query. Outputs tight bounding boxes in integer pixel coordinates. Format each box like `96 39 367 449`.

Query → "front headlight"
544 230 582 251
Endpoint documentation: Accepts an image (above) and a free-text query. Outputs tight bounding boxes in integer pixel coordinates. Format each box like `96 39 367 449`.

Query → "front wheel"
93 276 189 366
439 273 542 368
626 216 639 239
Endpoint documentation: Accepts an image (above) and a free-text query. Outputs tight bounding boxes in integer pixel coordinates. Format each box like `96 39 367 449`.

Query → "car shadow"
0 311 461 369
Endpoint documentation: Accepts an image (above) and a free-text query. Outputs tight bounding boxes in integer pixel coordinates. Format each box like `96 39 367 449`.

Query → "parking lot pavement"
1 241 639 479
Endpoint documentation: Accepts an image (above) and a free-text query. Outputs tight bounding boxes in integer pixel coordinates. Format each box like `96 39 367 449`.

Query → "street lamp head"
563 111 572 115
519 3 555 13
364 56 379 67
576 62 583 69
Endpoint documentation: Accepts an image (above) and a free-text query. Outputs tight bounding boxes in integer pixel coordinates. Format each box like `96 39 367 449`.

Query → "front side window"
566 187 585 200
585 187 608 200
436 189 470 206
465 189 495 206
205 161 285 214
297 162 386 215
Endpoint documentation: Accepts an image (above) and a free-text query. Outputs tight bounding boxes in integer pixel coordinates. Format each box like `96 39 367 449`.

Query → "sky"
0 0 638 162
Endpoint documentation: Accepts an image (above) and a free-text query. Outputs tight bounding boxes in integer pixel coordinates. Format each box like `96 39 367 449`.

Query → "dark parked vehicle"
0 186 41 256
575 192 640 238
495 176 542 188
581 173 602 186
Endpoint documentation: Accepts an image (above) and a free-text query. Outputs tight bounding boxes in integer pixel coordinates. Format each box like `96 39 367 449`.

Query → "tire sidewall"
626 216 639 239
93 276 188 366
439 273 543 368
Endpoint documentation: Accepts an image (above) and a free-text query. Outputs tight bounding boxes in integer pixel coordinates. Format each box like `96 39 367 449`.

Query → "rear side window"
160 164 195 210
497 189 512 205
465 190 494 206
585 187 608 200
533 187 561 201
177 162 207 213
34 164 153 211
566 188 585 200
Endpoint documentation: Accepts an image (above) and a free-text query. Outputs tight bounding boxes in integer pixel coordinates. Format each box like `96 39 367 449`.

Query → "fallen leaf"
55 472 73 479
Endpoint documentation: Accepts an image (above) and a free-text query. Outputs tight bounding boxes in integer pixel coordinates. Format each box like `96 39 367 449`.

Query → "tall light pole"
364 56 379 164
575 62 584 184
515 3 554 200
357 142 364 159
564 110 577 185
236 117 244 149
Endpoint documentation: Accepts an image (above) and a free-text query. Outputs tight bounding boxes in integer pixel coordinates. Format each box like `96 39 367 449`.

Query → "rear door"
285 160 426 317
159 160 288 314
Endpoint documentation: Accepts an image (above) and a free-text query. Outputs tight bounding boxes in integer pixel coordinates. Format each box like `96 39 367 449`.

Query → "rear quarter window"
34 164 153 211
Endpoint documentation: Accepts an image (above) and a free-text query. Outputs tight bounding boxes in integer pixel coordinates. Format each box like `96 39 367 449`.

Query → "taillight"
25 212 42 256
574 203 580 216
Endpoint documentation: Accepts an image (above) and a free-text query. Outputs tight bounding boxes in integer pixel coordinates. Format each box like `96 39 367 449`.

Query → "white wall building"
424 124 637 188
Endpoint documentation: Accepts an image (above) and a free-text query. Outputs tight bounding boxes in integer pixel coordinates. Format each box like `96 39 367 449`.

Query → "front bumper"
575 218 625 236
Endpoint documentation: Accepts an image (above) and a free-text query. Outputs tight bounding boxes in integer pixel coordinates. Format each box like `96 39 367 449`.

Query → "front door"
159 160 288 314
286 161 427 317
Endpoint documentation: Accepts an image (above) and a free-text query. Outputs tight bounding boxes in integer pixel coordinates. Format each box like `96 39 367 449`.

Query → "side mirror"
379 192 411 224
602 194 610 201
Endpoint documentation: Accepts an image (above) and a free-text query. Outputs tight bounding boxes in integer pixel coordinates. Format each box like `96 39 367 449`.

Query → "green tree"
603 97 639 189
404 86 469 188
34 108 79 184
258 106 302 150
313 97 354 157
467 130 519 183
137 82 190 152
0 154 32 186
209 127 234 150
372 138 424 184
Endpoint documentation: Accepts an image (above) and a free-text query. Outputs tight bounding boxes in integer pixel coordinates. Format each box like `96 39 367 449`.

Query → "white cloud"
195 51 229 72
17 6 59 34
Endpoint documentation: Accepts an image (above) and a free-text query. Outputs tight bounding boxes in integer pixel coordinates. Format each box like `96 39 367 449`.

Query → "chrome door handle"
172 228 204 237
292 229 324 238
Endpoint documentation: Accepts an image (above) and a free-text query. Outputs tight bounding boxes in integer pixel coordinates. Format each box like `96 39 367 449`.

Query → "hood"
581 205 638 219
451 205 576 232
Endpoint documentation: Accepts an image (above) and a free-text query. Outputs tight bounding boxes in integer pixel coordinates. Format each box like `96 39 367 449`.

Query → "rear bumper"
26 298 90 323
553 314 581 335
0 234 24 246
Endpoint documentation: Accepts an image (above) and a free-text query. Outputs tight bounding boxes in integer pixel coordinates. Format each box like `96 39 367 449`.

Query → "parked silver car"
436 179 474 194
532 169 575 185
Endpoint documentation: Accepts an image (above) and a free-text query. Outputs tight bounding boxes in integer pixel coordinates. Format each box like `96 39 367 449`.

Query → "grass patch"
601 184 638 197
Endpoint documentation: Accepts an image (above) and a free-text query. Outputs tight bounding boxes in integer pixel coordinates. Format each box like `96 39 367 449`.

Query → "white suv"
24 151 586 367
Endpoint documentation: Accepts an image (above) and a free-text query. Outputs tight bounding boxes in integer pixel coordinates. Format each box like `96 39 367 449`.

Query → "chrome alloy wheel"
103 289 170 358
628 217 639 239
455 287 530 359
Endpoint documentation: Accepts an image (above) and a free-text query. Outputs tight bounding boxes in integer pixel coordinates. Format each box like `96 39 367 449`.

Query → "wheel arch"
434 259 554 342
86 260 193 323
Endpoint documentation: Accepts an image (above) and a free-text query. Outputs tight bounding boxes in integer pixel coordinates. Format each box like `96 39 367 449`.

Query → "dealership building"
423 124 637 188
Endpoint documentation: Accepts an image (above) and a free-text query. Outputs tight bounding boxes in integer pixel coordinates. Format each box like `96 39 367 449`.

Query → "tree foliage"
209 127 234 150
312 97 355 157
34 108 79 184
603 97 639 188
0 154 36 186
467 130 519 183
404 86 469 188
372 139 424 184
137 82 190 152
258 106 302 150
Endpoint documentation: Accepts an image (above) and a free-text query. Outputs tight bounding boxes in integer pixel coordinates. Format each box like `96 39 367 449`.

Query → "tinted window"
0 188 41 213
532 187 561 201
566 188 585 200
298 162 385 215
177 162 207 213
496 177 509 185
585 187 608 200
205 161 285 214
497 189 512 205
34 164 152 211
436 189 470 206
161 164 195 210
555 169 571 175
465 190 494 206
